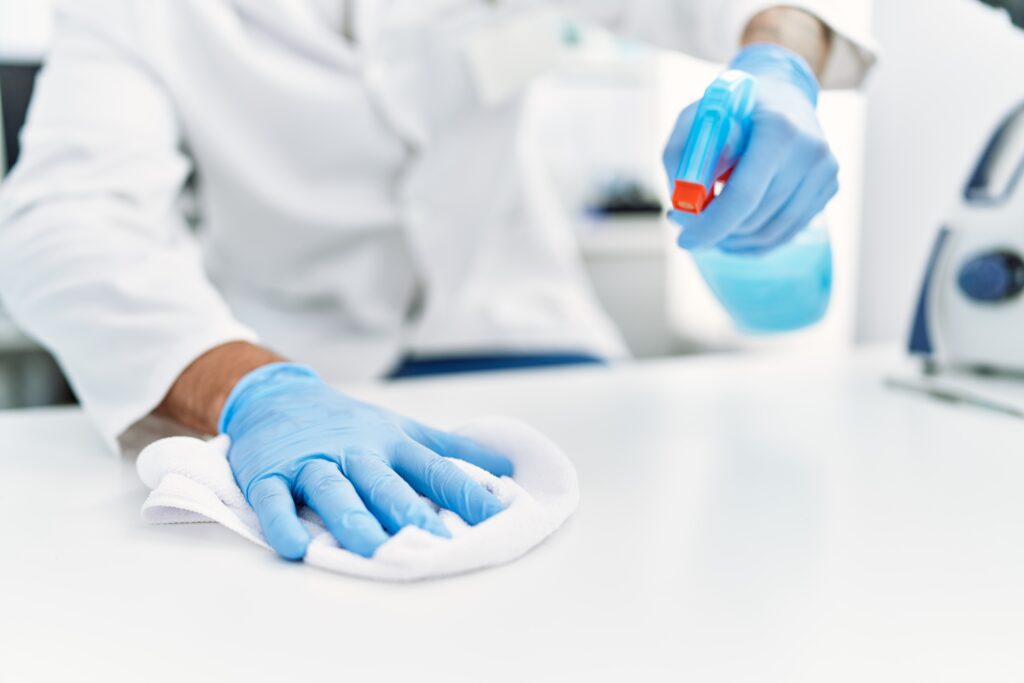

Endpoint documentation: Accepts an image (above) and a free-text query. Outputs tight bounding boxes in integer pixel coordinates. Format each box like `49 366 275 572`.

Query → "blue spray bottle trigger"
672 70 757 214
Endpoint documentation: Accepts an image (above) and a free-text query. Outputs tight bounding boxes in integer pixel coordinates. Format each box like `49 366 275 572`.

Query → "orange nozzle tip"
672 181 709 215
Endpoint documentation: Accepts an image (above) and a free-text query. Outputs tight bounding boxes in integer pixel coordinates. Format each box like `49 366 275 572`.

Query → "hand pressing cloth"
137 417 578 581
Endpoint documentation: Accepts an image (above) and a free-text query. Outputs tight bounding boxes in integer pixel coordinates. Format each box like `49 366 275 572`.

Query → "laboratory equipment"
909 99 1024 374
885 374 1024 419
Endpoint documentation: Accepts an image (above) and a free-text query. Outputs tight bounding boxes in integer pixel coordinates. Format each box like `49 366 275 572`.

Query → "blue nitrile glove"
219 363 513 560
663 43 839 254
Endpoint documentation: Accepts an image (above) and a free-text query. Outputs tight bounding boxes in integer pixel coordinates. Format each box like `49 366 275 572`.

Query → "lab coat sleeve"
560 0 877 89
0 2 258 452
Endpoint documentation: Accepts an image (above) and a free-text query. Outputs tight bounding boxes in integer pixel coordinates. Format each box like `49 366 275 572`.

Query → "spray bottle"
672 70 832 333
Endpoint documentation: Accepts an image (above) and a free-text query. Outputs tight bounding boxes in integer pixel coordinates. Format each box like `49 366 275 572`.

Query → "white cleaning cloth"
137 417 579 581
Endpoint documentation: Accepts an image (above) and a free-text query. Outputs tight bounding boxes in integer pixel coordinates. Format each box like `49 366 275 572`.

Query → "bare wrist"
155 341 286 435
741 7 832 78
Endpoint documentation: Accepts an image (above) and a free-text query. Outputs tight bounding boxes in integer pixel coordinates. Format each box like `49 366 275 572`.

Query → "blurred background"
0 0 1021 408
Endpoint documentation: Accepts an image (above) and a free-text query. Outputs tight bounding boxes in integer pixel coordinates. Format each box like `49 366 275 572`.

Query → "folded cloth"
137 417 579 581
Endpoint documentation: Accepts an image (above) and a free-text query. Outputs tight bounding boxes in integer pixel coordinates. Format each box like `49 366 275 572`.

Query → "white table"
2 349 1023 682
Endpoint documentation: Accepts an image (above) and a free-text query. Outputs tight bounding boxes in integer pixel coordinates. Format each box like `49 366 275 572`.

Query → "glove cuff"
218 362 321 434
729 43 820 107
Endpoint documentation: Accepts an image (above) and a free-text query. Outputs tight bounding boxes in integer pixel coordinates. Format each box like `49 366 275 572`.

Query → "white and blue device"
910 100 1024 373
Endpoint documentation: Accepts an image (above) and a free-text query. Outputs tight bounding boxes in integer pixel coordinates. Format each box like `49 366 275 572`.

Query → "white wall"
857 0 1024 344
0 0 52 60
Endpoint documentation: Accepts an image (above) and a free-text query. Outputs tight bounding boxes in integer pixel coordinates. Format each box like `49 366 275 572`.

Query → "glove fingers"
343 455 451 538
730 143 827 239
727 171 790 238
294 459 388 558
393 440 505 526
248 475 311 561
722 179 838 255
673 127 781 250
719 177 810 252
720 161 838 254
405 422 514 477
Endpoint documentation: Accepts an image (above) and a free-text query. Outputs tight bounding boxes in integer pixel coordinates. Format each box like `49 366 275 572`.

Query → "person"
0 1 874 559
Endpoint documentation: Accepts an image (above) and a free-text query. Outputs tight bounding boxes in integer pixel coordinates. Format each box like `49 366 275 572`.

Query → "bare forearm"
742 7 833 78
155 341 285 435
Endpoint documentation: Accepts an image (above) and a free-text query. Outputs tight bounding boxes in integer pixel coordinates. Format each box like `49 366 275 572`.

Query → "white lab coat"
0 0 875 450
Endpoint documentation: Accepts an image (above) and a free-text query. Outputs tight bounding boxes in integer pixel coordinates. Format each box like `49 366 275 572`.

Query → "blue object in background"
390 352 605 379
957 251 1024 303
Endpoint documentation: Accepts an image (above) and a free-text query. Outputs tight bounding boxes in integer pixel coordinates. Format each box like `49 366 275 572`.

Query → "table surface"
2 348 1023 682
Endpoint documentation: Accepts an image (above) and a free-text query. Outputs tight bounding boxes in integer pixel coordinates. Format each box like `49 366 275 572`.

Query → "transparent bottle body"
692 216 832 333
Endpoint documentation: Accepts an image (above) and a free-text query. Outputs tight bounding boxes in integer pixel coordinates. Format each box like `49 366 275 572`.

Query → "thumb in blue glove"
220 363 514 560
662 43 839 255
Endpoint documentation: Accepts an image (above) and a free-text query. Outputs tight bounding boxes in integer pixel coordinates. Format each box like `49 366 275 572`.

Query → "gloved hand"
219 363 513 560
663 43 839 255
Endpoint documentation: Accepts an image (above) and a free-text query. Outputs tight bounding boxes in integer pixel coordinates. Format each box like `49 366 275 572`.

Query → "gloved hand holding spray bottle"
664 43 838 332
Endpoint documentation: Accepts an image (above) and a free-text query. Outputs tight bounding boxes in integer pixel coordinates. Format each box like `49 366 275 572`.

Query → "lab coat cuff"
724 0 879 90
729 43 821 105
100 322 260 456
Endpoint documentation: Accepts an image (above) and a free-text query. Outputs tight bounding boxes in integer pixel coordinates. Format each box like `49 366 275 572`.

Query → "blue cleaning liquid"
692 216 832 333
